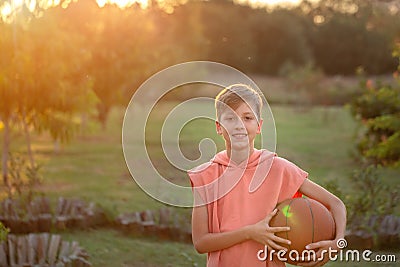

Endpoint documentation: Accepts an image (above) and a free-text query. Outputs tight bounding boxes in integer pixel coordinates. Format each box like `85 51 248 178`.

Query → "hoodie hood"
211 149 276 192
188 149 277 196
211 149 275 169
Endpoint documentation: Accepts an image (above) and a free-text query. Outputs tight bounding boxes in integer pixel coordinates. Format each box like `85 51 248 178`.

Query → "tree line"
1 0 399 121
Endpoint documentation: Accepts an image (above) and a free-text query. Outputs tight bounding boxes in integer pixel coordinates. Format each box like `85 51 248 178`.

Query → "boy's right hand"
247 209 291 251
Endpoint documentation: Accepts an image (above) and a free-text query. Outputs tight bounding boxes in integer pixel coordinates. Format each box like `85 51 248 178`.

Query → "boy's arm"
299 179 346 240
192 205 290 254
297 179 347 267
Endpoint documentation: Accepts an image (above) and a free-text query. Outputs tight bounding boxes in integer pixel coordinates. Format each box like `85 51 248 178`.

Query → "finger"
268 226 290 233
315 249 325 260
305 240 330 250
266 240 288 252
270 235 291 246
265 208 278 221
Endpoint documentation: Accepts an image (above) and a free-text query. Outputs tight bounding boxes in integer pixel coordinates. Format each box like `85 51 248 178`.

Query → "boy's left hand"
297 239 340 267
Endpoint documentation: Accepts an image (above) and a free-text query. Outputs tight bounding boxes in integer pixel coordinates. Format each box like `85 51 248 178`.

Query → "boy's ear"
256 119 263 134
215 121 223 135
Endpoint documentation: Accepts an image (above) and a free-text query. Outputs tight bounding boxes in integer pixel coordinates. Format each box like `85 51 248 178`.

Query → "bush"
349 43 400 166
6 152 42 200
345 165 399 232
0 222 9 242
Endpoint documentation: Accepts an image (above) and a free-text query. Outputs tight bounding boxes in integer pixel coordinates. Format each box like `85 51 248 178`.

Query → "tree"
309 0 397 75
350 45 400 166
0 9 97 196
250 8 312 74
0 21 15 195
60 1 160 128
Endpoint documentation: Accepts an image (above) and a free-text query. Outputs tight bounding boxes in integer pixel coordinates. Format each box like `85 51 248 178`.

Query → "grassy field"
2 101 399 266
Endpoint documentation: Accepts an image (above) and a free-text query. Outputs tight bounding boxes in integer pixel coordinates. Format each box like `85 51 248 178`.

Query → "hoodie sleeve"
188 162 211 188
188 159 226 207
187 162 217 206
275 157 308 203
188 169 206 206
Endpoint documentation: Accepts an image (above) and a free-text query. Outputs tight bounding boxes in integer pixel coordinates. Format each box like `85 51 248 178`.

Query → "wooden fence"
0 197 107 234
2 197 399 250
115 208 192 243
0 233 90 267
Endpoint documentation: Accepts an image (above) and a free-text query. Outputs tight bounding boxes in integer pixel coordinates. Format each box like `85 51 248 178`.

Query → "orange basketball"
269 197 336 265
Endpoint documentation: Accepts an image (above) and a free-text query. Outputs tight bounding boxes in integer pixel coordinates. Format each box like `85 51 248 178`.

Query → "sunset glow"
236 0 312 8
96 0 149 9
0 0 75 22
96 0 307 9
251 0 302 6
1 2 12 18
0 0 306 15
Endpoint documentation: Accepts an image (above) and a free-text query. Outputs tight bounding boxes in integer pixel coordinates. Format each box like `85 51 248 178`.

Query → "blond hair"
215 84 263 121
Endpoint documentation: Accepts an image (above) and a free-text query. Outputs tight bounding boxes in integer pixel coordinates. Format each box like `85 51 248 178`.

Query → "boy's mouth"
231 133 248 139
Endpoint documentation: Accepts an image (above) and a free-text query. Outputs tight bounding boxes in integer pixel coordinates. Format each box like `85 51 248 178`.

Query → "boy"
188 84 346 267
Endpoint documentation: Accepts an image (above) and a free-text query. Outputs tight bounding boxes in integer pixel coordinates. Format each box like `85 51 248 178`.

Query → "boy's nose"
234 120 245 129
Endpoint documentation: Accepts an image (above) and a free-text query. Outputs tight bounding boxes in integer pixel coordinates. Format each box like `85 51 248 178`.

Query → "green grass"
273 106 357 182
30 109 164 215
60 229 203 267
60 227 400 267
1 102 399 266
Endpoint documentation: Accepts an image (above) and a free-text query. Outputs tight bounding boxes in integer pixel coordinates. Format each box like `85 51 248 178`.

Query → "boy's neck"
227 146 255 165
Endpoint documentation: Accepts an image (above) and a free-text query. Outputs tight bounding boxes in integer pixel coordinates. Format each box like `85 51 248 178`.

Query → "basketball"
269 197 336 265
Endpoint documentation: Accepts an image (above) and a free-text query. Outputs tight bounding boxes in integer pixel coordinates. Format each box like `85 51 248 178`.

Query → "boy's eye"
244 116 254 120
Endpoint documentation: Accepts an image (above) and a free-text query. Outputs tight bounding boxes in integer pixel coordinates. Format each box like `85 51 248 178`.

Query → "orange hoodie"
188 149 307 267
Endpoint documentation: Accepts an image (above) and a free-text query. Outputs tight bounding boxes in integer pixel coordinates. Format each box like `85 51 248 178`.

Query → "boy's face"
216 101 262 152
